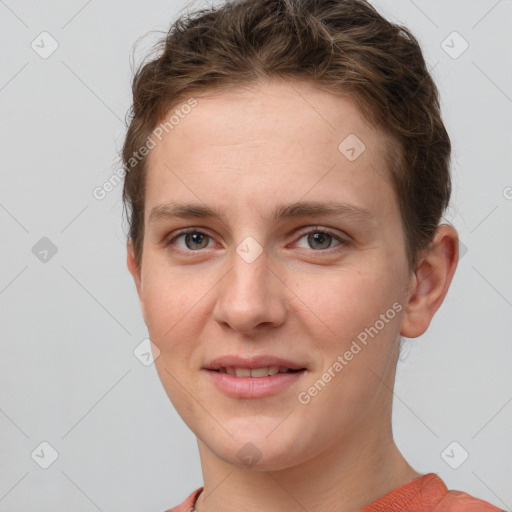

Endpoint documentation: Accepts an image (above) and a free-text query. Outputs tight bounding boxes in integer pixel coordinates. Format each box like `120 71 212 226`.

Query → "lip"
204 368 307 398
204 355 306 371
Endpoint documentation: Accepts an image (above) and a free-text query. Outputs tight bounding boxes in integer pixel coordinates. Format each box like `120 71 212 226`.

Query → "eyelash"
164 227 350 255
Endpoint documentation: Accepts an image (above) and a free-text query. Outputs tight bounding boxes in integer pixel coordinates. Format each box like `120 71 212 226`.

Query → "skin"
127 79 458 512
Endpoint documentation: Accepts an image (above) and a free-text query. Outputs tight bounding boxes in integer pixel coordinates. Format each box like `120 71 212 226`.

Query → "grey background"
1 0 511 510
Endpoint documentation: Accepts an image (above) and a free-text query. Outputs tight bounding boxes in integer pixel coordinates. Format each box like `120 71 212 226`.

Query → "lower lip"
204 369 306 398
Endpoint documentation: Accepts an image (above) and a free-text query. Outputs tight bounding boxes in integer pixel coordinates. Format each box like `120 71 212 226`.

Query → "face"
128 79 418 471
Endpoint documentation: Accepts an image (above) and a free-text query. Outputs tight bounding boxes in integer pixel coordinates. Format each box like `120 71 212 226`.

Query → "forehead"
144 79 395 218
155 80 381 154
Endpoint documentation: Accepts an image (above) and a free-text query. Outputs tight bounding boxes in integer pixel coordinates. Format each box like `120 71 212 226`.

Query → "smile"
212 366 304 377
205 368 307 398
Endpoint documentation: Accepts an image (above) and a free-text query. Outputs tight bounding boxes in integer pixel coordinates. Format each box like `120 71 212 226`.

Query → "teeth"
268 366 280 376
250 367 268 378
235 367 251 377
220 366 294 377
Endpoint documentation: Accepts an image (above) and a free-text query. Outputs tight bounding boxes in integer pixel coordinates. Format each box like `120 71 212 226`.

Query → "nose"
212 247 288 335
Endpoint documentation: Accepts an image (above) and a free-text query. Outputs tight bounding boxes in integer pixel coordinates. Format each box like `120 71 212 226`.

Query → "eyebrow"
148 200 375 226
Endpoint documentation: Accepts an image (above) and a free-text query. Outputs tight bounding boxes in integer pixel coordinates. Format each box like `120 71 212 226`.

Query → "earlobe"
400 224 459 338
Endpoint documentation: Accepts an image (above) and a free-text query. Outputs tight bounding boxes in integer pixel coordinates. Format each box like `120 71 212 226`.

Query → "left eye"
295 230 345 251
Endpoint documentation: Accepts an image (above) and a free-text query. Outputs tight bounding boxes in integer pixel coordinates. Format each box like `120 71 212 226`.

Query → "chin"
205 426 311 472
221 444 301 472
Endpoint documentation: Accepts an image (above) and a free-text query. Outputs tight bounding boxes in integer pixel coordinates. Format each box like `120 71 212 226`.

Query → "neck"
194 421 421 512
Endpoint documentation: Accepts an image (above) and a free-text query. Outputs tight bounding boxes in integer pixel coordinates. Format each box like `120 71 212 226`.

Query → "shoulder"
163 487 203 512
434 488 506 512
361 473 505 512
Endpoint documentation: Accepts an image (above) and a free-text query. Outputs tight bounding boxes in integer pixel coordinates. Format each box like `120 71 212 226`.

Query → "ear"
400 224 459 338
126 240 146 324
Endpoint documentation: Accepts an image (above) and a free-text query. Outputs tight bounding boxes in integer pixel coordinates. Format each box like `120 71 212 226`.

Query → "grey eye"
177 232 212 250
307 232 333 250
295 230 342 251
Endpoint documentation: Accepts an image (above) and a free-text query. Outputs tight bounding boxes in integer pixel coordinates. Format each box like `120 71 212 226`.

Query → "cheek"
290 263 405 391
140 266 206 410
292 267 394 339
293 270 402 418
140 262 206 356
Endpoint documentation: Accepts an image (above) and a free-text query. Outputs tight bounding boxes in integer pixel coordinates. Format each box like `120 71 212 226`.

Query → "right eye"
165 229 215 252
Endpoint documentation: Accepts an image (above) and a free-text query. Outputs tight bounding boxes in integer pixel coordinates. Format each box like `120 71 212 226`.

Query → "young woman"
122 0 505 510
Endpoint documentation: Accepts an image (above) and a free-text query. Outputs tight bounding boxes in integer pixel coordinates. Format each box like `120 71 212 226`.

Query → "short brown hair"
122 0 451 271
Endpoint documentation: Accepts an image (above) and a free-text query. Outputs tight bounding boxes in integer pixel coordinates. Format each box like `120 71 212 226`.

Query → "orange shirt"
164 473 505 511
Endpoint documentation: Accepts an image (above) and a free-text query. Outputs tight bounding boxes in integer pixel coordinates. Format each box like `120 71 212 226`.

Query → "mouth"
203 356 308 397
204 365 307 398
208 366 306 378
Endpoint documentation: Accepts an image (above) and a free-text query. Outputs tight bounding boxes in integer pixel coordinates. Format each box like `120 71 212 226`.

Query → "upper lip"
204 355 306 371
